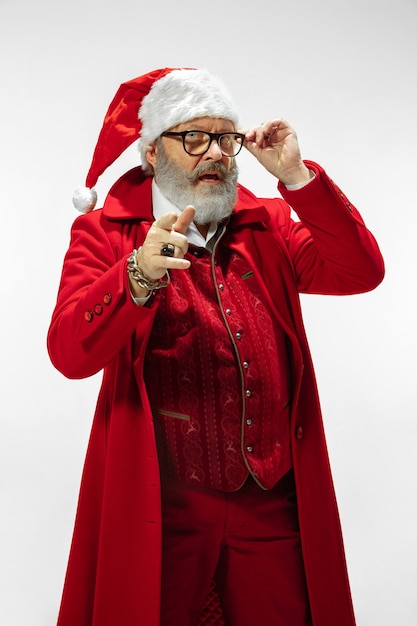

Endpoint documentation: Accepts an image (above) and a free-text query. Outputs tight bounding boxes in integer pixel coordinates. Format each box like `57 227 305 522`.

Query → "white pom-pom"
72 186 98 213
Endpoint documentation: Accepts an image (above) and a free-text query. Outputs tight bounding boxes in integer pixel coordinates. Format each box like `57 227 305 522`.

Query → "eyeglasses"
161 130 246 157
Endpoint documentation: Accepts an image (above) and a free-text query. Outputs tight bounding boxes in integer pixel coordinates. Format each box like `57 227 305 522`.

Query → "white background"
1 0 416 624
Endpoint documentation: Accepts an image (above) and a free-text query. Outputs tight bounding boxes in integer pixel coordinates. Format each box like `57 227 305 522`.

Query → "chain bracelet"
127 248 170 291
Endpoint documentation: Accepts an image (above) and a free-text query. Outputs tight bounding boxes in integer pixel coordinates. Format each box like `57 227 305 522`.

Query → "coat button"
84 310 93 322
103 293 112 305
94 304 103 315
246 418 253 426
246 445 254 453
296 425 304 439
225 308 232 315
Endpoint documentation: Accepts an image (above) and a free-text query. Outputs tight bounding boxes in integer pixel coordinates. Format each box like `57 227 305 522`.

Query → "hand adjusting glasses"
161 130 246 157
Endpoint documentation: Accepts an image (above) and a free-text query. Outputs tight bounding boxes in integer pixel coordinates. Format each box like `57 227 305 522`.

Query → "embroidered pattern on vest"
143 242 292 491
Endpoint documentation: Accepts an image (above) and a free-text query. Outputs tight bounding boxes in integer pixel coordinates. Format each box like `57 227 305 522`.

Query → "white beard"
153 140 238 224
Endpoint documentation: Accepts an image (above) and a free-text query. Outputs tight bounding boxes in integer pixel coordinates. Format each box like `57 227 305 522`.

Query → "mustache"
184 161 229 183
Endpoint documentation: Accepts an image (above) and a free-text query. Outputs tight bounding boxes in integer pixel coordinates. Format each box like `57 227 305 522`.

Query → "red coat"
47 161 384 626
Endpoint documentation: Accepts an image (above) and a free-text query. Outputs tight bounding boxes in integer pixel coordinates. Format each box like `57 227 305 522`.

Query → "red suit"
47 161 384 626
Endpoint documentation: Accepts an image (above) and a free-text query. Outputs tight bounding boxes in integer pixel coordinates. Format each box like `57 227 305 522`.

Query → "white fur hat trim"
138 69 239 155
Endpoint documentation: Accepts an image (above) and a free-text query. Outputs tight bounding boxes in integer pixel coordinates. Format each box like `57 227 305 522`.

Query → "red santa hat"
73 67 239 212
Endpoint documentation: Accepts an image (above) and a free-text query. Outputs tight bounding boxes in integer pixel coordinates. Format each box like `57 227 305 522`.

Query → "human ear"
145 142 157 167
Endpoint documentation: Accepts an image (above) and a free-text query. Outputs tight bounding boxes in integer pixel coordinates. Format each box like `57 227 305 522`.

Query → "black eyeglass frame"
161 130 246 157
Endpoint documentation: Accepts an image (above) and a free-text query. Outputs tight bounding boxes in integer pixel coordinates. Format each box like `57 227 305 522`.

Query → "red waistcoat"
143 232 292 491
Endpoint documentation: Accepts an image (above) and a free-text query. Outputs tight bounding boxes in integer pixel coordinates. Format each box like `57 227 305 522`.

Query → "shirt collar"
152 179 220 248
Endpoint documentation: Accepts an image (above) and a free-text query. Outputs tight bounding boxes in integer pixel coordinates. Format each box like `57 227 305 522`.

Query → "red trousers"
160 471 312 626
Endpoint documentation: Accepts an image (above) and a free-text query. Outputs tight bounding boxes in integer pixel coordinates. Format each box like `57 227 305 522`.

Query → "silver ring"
160 243 175 257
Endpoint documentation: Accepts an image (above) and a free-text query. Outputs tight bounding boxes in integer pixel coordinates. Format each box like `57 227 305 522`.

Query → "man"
47 67 384 626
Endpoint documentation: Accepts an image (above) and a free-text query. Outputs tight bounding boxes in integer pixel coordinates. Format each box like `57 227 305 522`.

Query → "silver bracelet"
127 248 170 291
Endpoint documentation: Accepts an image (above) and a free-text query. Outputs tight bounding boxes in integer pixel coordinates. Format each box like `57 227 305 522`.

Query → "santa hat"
73 67 239 212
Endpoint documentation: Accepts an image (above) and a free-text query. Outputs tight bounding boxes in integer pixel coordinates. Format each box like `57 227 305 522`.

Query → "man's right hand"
129 205 195 298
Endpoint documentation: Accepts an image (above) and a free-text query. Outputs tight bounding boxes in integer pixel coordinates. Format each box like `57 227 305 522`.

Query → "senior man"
48 67 384 626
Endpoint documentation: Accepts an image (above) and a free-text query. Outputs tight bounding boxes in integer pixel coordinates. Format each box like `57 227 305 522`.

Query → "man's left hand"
242 119 312 186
